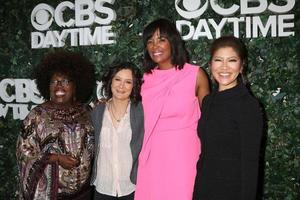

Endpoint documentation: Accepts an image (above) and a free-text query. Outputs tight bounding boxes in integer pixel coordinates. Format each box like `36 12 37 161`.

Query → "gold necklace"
109 101 128 122
110 104 121 122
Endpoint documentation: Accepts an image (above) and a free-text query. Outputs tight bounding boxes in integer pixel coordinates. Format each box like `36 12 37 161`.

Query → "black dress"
193 84 263 200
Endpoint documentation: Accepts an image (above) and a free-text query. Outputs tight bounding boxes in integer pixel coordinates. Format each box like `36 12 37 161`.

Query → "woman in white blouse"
90 62 144 200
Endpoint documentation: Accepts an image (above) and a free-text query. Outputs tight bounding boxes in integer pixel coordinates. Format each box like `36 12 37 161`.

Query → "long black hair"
143 18 188 73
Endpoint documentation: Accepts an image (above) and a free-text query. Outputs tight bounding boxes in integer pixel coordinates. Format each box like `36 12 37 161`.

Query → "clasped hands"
47 153 80 170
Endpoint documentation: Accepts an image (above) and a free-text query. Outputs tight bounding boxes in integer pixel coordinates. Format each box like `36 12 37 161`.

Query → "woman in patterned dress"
16 50 95 200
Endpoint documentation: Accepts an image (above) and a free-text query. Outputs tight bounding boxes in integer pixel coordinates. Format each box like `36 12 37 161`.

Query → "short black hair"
33 50 95 103
143 18 188 73
101 62 142 104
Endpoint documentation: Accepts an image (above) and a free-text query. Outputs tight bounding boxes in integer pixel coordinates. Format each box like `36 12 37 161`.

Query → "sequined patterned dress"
16 102 94 200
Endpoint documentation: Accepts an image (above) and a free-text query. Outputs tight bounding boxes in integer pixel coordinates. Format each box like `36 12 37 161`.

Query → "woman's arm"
239 98 263 200
16 110 49 199
196 67 210 108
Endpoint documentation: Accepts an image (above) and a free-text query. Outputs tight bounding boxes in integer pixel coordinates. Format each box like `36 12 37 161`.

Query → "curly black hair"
101 62 142 104
33 50 95 103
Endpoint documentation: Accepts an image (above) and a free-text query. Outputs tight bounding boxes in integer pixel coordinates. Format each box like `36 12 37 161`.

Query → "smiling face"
111 69 133 101
210 47 243 91
146 29 172 69
49 73 75 106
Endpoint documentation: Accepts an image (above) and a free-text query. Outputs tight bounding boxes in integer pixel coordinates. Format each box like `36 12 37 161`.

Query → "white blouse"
93 103 135 197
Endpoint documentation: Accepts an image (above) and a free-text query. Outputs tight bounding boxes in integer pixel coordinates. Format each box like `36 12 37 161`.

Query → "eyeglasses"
50 79 73 87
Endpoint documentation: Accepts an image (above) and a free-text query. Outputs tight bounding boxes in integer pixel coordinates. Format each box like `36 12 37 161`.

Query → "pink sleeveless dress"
135 63 201 200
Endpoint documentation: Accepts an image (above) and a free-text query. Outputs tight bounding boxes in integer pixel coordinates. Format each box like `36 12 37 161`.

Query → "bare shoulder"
197 67 208 78
90 98 107 108
196 67 209 88
196 67 210 107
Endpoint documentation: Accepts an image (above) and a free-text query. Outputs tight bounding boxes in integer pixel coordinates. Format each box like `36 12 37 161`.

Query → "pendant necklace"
110 106 121 122
109 101 127 123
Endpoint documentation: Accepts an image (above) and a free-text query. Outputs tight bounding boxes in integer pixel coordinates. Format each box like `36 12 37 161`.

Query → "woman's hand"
58 154 80 169
47 153 80 170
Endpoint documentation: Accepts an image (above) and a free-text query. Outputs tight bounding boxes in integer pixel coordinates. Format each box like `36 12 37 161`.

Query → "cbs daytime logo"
31 0 116 49
0 79 43 120
0 79 103 120
175 0 295 40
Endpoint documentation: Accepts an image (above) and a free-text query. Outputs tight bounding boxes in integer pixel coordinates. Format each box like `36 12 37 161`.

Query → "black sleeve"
199 93 211 116
238 97 263 200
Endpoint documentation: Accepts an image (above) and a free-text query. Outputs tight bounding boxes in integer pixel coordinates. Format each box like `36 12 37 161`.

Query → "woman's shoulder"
239 86 260 104
183 63 200 71
90 101 106 117
202 93 213 106
132 101 143 107
27 102 48 116
183 63 208 80
21 103 48 126
92 101 106 110
204 92 214 100
237 88 262 114
131 101 143 112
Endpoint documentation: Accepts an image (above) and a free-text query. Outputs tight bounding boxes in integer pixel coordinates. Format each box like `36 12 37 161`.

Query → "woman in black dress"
193 36 263 200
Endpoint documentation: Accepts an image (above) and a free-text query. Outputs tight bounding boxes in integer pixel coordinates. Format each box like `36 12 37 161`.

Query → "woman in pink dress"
135 18 210 200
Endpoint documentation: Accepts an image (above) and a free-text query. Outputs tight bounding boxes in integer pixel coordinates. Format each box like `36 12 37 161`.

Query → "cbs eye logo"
31 3 54 31
175 0 209 19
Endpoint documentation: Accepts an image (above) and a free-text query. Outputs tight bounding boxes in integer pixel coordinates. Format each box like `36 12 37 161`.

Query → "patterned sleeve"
16 109 50 200
85 108 95 158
